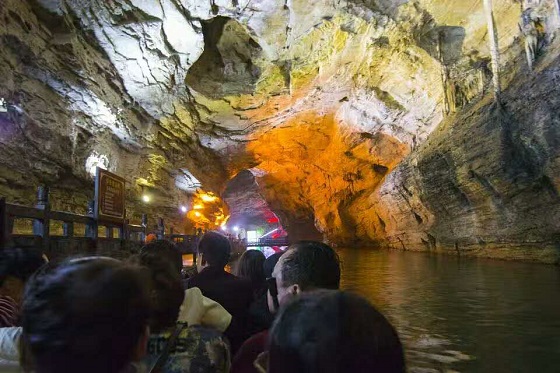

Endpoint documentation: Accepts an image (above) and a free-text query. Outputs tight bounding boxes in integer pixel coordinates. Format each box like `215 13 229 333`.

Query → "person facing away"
140 240 232 333
129 251 230 373
187 231 253 353
20 256 151 373
235 249 266 298
243 251 284 338
231 241 341 373
0 247 47 327
265 290 405 373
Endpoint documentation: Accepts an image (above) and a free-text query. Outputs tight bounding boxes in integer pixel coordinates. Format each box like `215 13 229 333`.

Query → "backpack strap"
148 322 188 373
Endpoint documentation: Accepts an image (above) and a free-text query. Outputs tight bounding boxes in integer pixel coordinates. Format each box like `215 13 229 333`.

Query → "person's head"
263 252 284 279
268 241 340 312
268 290 405 373
21 257 151 373
140 239 182 274
235 249 266 286
129 252 184 332
197 231 231 271
0 247 47 303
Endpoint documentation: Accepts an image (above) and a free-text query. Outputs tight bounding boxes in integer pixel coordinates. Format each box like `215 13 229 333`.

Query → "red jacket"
231 329 269 373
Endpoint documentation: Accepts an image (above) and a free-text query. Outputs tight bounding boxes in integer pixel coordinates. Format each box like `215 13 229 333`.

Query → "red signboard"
94 168 125 222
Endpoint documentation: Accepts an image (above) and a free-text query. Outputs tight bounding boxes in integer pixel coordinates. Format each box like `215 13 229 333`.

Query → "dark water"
338 249 560 373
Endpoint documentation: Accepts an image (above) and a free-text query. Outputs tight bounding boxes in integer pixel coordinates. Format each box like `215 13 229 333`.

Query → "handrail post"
0 198 6 250
141 214 148 242
85 200 98 242
33 186 50 252
123 219 130 241
157 217 165 240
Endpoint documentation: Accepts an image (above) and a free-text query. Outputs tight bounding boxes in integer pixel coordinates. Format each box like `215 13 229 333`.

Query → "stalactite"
437 32 451 116
483 0 502 101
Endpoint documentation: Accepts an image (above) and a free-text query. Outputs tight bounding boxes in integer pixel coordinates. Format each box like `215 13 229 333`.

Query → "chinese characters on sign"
95 168 125 222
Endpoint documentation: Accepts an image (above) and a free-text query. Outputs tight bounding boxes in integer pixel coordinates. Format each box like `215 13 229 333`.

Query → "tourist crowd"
0 232 405 372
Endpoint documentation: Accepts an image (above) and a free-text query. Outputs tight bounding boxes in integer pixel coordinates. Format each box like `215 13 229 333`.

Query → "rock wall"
371 52 560 264
2 0 560 261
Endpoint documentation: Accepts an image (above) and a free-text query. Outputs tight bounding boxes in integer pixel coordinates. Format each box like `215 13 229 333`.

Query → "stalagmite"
483 0 502 100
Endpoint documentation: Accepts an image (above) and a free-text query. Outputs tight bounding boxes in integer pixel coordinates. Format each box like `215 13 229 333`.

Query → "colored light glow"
260 228 278 239
193 204 204 210
200 193 218 202
233 226 239 232
142 195 150 203
194 211 201 217
221 226 227 231
180 206 188 213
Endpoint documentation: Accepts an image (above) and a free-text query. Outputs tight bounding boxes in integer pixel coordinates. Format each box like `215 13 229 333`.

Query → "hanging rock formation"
1 0 559 262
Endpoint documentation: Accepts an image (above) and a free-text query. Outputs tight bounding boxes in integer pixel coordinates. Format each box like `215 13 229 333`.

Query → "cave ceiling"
0 0 530 241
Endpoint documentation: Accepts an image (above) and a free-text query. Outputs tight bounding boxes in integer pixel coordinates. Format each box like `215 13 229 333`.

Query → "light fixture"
233 226 239 232
180 206 188 213
142 195 150 203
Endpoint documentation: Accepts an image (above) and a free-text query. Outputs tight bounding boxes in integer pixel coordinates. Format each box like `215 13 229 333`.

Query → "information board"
94 168 125 222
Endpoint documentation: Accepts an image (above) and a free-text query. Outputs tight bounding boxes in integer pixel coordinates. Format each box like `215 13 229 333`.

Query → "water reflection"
338 249 560 372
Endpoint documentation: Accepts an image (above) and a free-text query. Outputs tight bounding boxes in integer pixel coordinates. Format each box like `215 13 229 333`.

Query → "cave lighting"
233 226 239 232
200 193 218 202
142 195 151 203
260 228 278 238
221 226 227 231
195 211 201 217
180 206 188 213
193 203 204 210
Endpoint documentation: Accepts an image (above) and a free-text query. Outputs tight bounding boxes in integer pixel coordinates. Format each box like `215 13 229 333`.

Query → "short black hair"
198 231 231 268
263 252 284 279
269 290 405 373
0 248 46 287
129 252 184 332
140 240 182 274
21 257 151 373
280 241 340 290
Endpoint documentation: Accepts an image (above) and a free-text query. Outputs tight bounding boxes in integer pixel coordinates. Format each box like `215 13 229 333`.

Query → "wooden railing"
246 237 290 247
0 186 152 256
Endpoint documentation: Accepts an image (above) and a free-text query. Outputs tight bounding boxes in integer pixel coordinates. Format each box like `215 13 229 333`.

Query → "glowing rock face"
187 190 229 229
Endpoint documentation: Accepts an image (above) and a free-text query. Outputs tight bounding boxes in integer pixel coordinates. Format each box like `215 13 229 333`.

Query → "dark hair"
140 240 182 274
280 241 340 290
0 248 46 287
263 252 284 279
21 257 151 373
129 252 184 332
236 250 266 287
269 290 405 373
198 231 231 268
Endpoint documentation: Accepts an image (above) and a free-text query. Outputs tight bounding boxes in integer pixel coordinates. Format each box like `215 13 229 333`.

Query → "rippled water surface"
337 249 560 372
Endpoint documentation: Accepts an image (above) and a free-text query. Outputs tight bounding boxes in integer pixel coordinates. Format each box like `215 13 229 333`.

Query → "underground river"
338 249 560 372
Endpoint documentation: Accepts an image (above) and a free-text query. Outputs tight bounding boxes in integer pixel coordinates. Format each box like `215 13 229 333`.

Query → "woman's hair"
268 290 405 373
129 251 184 332
21 257 151 373
235 249 266 286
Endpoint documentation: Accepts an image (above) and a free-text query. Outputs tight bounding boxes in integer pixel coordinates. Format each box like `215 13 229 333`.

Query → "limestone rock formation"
1 0 560 262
